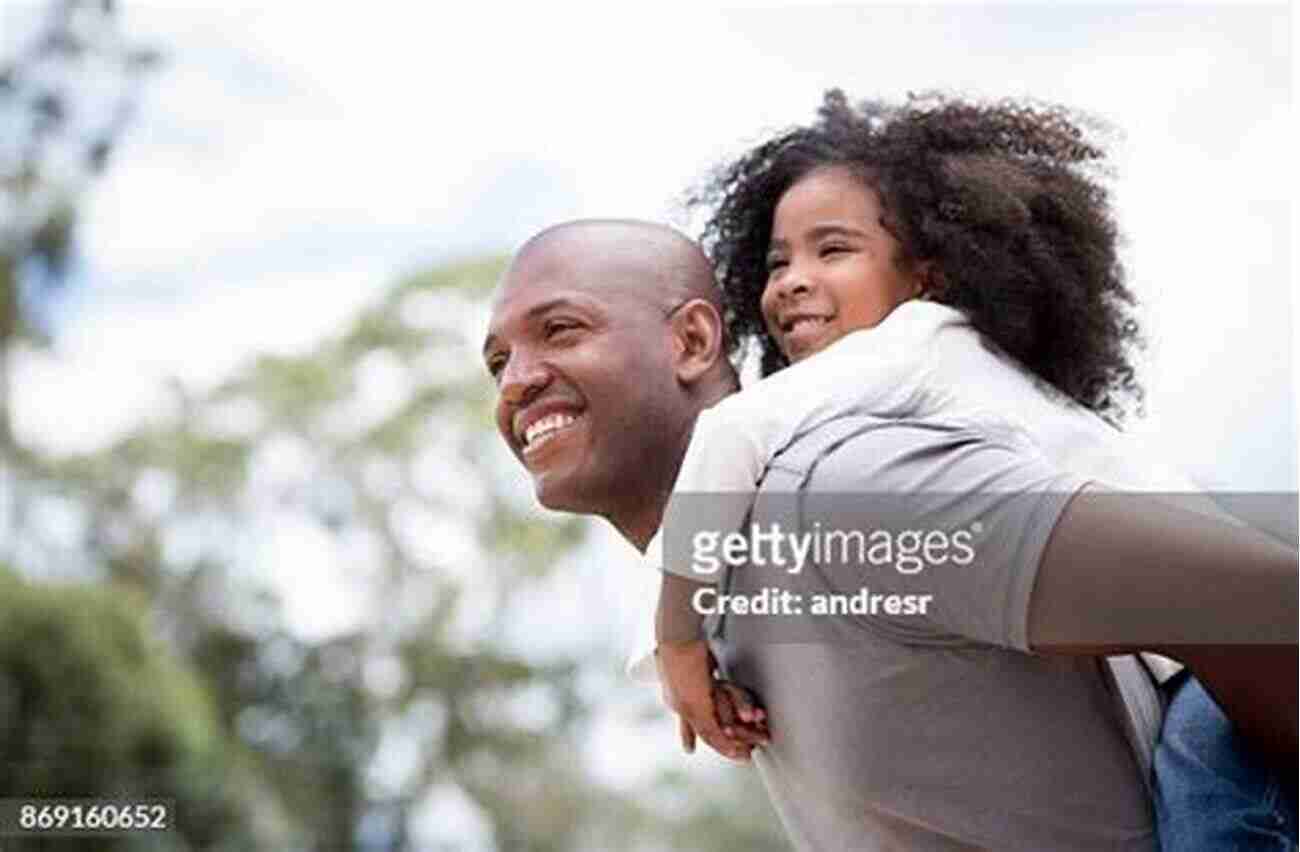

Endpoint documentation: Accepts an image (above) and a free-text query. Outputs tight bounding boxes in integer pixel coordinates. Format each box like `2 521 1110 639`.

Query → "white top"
627 299 1204 681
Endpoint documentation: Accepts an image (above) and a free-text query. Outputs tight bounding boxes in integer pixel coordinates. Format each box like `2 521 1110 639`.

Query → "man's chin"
534 471 623 521
532 473 587 514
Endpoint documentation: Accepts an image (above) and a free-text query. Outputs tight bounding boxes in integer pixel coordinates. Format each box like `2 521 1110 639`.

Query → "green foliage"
1 5 783 849
398 256 511 299
5 244 788 848
247 353 357 426
0 567 261 849
0 0 160 452
0 0 160 344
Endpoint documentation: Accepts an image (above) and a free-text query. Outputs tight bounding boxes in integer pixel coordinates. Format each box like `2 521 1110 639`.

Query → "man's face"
483 236 686 515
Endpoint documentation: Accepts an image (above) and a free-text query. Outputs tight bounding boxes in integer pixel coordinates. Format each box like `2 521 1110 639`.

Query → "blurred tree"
0 567 275 849
0 4 787 849
12 255 788 850
0 0 160 448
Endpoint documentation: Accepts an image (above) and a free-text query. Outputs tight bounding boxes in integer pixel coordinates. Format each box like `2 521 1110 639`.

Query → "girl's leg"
1155 673 1297 851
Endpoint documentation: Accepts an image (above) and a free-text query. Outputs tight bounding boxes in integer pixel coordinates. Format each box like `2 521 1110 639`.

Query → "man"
484 219 1297 849
483 218 767 759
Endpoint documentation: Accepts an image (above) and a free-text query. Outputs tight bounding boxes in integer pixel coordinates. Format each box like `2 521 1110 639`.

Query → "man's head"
484 220 736 548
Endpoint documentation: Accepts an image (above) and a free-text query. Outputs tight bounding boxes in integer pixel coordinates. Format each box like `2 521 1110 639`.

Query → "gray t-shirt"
708 414 1154 851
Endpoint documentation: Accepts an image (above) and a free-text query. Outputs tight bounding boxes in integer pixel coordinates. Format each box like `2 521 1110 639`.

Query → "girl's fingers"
679 716 696 754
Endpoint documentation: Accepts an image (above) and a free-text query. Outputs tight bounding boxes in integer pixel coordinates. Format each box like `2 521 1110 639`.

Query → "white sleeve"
628 324 922 686
627 403 768 691
658 402 773 582
672 401 770 495
625 530 663 686
670 317 931 500
625 596 661 685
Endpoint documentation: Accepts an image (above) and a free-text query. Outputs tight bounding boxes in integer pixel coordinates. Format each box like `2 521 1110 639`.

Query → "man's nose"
498 349 551 406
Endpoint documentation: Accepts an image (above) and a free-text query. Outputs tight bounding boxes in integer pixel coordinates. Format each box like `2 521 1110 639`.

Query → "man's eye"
544 319 580 338
486 354 507 378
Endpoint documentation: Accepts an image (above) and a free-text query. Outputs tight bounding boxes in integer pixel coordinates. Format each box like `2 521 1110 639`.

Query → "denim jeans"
1154 672 1297 850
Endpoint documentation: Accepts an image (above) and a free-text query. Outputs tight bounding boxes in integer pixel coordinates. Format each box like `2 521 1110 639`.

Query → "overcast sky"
8 2 1292 493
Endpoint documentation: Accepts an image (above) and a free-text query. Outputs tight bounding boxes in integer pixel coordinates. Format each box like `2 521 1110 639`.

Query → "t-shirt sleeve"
786 420 1090 652
625 593 661 685
660 404 768 580
672 401 769 495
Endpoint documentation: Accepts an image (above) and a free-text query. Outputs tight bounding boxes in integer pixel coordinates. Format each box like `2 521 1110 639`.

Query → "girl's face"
761 166 925 364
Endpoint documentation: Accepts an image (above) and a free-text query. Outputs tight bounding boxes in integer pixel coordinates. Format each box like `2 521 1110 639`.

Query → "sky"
2 1 1294 839
8 0 1297 684
7 1 1295 492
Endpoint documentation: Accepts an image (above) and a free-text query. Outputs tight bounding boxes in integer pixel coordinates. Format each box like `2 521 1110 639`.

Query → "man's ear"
670 299 724 385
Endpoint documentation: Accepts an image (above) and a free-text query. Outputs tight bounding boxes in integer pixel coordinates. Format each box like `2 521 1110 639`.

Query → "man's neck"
605 467 676 553
607 424 702 553
700 369 739 410
608 511 661 554
611 372 739 552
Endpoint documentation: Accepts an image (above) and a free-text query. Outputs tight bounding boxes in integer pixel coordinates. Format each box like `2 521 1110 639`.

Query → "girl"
645 90 1295 849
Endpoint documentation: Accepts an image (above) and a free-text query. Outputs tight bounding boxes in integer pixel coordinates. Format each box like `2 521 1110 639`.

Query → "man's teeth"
523 413 578 448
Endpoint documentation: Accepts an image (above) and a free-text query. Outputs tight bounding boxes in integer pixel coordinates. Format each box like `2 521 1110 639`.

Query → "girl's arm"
1028 486 1298 774
656 571 769 760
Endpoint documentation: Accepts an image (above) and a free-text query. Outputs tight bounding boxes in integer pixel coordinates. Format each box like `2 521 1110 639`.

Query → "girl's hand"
657 638 769 761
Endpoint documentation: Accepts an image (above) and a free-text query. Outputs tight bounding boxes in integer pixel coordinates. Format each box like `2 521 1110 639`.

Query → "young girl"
639 90 1295 848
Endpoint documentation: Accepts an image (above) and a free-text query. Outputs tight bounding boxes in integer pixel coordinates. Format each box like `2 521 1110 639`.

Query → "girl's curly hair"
690 89 1143 423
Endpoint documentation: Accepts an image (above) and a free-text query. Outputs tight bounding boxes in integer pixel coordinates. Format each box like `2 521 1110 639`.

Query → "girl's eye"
766 257 788 274
820 244 849 257
486 353 507 379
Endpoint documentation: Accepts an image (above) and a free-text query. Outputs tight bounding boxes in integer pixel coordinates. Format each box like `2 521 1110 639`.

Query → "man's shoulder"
760 413 1043 493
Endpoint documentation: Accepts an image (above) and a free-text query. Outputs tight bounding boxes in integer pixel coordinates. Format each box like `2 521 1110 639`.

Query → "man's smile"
524 411 578 447
522 412 584 459
513 403 587 464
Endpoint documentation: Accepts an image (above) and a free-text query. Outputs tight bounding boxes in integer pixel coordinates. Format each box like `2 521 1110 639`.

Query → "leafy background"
0 3 785 847
0 2 1292 849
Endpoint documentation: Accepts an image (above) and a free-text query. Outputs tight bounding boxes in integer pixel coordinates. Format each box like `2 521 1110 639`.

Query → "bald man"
485 220 766 759
485 219 1297 850
484 219 739 547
